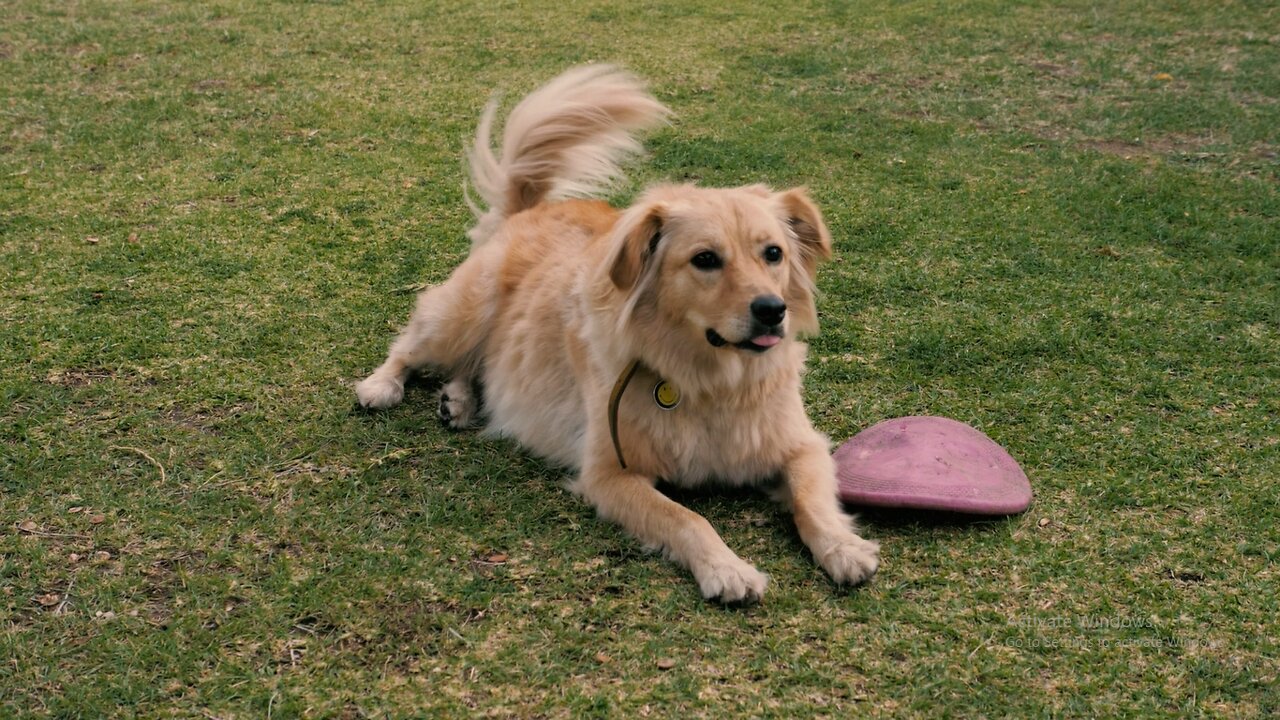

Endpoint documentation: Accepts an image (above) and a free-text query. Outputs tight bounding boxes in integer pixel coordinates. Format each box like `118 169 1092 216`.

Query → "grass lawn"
2 0 1277 717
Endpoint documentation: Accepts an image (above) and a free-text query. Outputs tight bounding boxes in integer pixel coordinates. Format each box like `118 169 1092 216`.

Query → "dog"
356 65 878 603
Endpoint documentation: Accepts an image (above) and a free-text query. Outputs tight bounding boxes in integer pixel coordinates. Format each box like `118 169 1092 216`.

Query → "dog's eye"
763 245 783 264
691 251 722 270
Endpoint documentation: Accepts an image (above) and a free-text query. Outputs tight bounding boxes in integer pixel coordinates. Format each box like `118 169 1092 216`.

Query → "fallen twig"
111 445 168 484
14 523 90 540
54 578 76 615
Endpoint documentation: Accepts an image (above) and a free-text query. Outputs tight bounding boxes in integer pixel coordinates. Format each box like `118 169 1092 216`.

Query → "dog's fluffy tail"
464 64 670 245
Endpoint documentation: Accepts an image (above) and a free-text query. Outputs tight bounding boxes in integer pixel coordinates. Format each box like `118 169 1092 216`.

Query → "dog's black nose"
750 295 787 326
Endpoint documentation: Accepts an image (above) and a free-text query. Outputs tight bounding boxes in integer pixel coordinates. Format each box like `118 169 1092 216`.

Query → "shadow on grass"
853 507 1018 532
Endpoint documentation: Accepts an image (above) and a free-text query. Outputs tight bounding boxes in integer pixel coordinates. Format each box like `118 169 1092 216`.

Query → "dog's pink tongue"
751 335 782 348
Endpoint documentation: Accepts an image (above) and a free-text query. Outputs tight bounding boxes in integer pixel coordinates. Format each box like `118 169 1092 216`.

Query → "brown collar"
607 360 641 469
607 360 683 469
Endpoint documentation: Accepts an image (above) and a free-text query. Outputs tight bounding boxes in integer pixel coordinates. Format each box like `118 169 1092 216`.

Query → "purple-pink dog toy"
833 416 1032 515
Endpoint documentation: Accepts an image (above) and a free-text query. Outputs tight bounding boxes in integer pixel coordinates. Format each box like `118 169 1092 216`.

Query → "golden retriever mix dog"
356 65 878 603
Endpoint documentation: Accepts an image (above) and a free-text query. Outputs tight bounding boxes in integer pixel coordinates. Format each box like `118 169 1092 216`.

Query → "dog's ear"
776 188 831 337
777 187 832 279
608 202 666 291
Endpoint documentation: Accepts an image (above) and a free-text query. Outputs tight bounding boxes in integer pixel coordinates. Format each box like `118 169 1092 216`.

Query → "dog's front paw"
437 378 477 430
816 534 880 586
694 556 768 604
356 374 404 409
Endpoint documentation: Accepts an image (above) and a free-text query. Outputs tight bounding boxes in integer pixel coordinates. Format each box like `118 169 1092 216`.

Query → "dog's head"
605 183 832 381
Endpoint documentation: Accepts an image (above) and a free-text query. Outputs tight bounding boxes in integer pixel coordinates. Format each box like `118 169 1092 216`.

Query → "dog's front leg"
574 469 768 604
780 439 880 586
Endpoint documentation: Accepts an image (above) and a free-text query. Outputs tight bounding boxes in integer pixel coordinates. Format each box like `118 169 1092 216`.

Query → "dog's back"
446 66 669 464
480 198 620 466
357 65 668 433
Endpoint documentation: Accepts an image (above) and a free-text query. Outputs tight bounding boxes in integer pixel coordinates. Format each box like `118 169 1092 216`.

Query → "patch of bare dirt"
45 367 116 387
1027 60 1080 78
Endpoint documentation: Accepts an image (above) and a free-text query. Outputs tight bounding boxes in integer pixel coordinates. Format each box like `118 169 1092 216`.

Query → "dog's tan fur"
357 65 878 602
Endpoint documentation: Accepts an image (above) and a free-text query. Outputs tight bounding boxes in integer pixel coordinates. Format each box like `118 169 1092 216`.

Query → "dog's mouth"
706 328 783 353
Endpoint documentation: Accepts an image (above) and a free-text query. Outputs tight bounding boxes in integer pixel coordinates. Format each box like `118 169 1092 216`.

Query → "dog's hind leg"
437 375 479 429
356 244 501 411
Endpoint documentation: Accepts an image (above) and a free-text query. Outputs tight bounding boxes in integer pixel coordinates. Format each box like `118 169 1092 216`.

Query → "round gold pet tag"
653 380 680 410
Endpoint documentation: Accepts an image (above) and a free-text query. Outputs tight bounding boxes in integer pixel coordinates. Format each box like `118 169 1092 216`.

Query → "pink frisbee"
833 416 1032 515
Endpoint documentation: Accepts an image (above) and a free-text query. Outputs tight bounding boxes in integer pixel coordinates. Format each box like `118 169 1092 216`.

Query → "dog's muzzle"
705 294 786 353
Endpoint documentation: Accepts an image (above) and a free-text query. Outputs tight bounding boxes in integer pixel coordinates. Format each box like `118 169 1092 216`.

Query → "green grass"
2 0 1277 717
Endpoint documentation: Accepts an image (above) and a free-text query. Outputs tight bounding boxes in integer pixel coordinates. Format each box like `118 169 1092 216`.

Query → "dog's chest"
623 381 793 486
